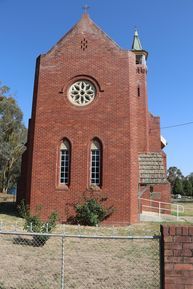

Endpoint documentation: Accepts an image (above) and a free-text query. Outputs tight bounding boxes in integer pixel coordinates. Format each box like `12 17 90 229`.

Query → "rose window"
68 80 96 106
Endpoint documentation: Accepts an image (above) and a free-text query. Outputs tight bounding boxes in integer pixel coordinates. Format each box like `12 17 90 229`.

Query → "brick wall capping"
161 224 193 236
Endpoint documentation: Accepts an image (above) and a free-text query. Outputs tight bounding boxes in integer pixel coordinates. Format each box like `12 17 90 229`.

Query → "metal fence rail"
139 197 184 221
0 231 161 289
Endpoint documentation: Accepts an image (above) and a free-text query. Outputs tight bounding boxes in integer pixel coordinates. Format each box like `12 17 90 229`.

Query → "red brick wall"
162 225 193 289
139 183 171 214
149 113 161 152
17 14 170 225
18 14 141 224
136 66 149 152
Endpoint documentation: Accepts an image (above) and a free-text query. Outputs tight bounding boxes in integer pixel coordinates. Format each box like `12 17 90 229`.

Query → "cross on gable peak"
82 4 90 14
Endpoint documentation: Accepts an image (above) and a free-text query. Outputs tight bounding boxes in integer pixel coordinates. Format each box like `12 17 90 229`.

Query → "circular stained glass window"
68 80 96 106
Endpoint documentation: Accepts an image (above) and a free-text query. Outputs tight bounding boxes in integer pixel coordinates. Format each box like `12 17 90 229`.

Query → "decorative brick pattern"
162 225 193 289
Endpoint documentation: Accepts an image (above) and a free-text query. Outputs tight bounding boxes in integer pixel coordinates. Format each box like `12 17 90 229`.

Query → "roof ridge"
45 13 121 56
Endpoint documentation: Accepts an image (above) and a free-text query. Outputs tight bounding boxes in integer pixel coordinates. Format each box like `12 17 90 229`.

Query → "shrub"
74 197 113 226
18 200 58 246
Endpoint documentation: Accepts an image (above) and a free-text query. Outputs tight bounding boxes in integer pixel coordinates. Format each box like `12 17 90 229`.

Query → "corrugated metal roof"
139 153 168 184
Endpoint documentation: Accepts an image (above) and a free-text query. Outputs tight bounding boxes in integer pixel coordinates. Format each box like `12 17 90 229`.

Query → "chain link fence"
0 230 161 289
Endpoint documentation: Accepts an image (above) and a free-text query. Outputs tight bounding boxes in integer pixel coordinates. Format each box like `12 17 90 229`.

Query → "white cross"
82 5 90 14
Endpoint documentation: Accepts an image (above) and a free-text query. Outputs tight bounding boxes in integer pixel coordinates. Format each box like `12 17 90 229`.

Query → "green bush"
74 198 112 226
18 200 58 246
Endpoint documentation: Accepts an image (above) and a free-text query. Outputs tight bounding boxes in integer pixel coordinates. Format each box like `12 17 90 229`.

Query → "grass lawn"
0 200 162 235
0 199 192 289
1 199 192 236
0 200 162 289
0 230 161 289
172 201 193 216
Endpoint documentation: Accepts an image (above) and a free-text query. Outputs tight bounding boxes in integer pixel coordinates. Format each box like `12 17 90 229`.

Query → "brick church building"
17 12 170 224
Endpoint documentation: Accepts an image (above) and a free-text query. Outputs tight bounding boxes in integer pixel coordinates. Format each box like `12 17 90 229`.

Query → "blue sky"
0 0 193 176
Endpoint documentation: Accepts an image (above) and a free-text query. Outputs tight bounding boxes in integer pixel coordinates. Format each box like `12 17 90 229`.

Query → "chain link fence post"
159 228 164 289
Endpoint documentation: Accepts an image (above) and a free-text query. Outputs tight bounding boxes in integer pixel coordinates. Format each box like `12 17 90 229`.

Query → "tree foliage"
167 166 184 188
0 83 27 193
69 189 114 226
75 198 107 226
167 166 193 196
173 177 183 195
183 178 192 196
188 173 193 188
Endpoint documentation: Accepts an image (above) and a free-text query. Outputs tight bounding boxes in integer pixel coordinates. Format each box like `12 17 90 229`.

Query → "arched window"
90 139 102 186
60 139 70 185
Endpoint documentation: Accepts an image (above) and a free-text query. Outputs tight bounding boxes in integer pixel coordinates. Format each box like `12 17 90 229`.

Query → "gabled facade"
17 13 170 224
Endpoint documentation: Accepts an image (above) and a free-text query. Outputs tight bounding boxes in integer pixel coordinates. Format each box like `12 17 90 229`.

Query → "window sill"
55 184 70 191
88 185 101 191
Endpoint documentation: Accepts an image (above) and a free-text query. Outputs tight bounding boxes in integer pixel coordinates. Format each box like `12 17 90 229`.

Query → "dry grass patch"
175 201 193 216
0 232 160 289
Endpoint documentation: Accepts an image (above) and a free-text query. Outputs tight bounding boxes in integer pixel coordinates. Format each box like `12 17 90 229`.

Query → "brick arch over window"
90 138 102 187
60 75 104 94
59 138 71 186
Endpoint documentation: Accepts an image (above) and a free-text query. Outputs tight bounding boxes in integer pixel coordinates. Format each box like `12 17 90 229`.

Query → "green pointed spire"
132 29 143 50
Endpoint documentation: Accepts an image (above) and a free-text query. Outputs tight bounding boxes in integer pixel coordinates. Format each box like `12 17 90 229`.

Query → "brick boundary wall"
161 225 193 289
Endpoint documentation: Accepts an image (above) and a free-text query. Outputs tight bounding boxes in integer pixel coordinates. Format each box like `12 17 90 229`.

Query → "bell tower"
131 29 149 152
131 29 148 67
